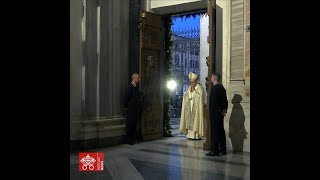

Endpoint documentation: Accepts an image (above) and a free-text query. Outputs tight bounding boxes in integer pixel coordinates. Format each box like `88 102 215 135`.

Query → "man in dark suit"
124 73 140 145
206 73 228 156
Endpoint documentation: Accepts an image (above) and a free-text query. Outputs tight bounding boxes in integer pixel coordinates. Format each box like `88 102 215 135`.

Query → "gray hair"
132 73 139 79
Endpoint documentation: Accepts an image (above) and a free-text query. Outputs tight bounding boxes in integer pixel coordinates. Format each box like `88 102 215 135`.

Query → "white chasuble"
179 83 205 139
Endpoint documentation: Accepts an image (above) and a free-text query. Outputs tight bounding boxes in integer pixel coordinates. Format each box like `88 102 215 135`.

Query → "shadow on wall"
229 94 248 152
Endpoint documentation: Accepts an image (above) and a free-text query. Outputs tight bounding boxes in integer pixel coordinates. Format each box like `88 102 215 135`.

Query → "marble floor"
70 118 250 180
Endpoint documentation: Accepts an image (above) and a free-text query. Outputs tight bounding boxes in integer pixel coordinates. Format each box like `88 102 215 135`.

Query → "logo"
79 152 104 171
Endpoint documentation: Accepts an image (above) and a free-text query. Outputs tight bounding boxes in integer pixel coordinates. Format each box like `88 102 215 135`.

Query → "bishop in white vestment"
179 72 205 139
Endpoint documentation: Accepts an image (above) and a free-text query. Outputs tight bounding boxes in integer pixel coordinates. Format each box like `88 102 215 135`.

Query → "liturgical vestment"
179 83 205 139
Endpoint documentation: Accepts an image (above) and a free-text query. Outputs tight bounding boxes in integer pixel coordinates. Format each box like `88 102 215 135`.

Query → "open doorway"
168 12 209 138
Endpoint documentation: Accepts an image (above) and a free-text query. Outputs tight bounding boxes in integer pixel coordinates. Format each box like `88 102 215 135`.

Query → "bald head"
131 73 140 84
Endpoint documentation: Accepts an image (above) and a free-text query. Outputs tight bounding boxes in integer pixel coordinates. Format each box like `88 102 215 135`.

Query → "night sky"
171 14 200 32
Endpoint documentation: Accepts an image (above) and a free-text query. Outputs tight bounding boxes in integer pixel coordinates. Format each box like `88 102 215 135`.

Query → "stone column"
70 0 83 140
83 0 97 117
99 0 129 117
112 0 129 116
99 0 112 117
70 0 130 150
111 0 121 116
102 0 129 117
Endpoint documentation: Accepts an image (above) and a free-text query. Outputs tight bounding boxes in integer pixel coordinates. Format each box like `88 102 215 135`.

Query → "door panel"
139 10 162 141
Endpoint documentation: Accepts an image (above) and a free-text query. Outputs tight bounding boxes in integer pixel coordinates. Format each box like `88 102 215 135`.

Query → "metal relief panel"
140 48 162 140
141 26 161 50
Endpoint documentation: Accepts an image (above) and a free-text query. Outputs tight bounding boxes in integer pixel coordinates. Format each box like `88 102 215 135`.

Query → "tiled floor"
70 118 250 180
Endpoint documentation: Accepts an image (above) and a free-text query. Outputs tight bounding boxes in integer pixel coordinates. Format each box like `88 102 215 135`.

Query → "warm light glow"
167 80 177 90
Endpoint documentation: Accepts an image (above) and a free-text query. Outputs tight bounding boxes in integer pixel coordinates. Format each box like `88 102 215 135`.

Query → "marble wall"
200 15 209 104
243 0 250 152
244 0 250 79
216 0 231 90
223 0 250 152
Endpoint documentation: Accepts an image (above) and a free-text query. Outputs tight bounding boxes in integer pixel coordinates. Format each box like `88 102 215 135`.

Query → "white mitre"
188 72 198 81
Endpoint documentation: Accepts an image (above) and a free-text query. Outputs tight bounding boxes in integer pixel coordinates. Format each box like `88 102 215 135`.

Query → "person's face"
190 80 196 87
134 75 140 83
211 75 215 83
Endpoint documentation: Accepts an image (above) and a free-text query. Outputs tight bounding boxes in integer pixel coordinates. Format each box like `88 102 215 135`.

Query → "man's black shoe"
206 151 219 156
219 149 227 155
128 141 135 145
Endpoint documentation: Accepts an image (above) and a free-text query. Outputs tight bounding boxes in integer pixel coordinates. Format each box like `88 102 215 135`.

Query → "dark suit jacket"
209 83 228 122
124 83 140 110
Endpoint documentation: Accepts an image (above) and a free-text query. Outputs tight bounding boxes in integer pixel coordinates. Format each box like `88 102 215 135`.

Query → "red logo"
79 152 104 171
